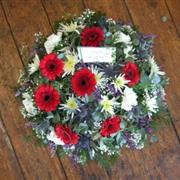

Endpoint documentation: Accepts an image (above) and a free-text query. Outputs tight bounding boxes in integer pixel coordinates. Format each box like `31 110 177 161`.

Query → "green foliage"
151 108 171 131
95 152 119 169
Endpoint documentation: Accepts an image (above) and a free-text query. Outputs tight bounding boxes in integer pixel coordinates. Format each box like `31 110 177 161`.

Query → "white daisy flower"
60 95 80 118
113 74 129 92
149 56 165 78
100 96 119 115
91 66 105 86
121 87 138 111
63 53 78 76
59 22 85 33
28 54 40 75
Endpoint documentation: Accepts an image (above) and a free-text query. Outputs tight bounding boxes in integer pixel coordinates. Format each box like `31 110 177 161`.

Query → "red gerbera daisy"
71 68 96 96
35 84 60 112
100 116 121 137
81 26 104 47
40 53 64 81
122 61 140 87
55 124 79 145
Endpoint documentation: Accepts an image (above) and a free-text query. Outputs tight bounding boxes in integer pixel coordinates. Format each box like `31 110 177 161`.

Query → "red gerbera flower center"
46 61 57 71
88 32 98 41
34 84 60 112
40 53 64 81
71 68 96 96
43 93 51 102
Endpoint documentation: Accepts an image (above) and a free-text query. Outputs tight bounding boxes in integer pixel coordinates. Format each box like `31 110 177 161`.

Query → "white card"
77 47 116 63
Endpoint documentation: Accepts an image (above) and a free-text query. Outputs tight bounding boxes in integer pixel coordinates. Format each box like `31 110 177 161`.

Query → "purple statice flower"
122 131 136 149
36 47 46 54
136 32 156 60
103 65 120 77
107 84 121 97
75 62 87 69
48 142 57 157
75 103 94 122
25 121 40 129
93 88 102 102
25 122 34 128
15 82 31 97
76 136 91 150
138 116 153 134
15 90 22 97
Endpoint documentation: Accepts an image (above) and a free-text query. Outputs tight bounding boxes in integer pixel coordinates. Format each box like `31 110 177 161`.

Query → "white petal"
44 34 61 54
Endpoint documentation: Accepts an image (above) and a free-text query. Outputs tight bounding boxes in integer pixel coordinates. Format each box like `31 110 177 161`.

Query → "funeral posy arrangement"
17 10 168 166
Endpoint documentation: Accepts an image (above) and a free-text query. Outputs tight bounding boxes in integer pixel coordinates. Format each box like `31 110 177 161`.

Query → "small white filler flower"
28 54 40 75
22 92 38 117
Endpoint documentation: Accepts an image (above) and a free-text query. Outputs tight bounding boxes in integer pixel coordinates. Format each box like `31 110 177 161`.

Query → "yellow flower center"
66 98 78 110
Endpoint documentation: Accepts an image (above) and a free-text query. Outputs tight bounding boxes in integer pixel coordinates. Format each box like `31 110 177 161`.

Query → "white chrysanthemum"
149 56 165 78
91 66 105 86
113 74 129 92
22 92 37 117
28 54 40 75
65 97 79 110
59 22 85 33
144 90 158 113
60 95 80 118
47 127 64 145
44 33 62 54
121 87 138 111
114 32 131 44
100 96 119 115
63 54 78 76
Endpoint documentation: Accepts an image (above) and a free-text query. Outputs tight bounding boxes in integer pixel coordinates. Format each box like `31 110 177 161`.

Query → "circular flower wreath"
17 9 168 166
